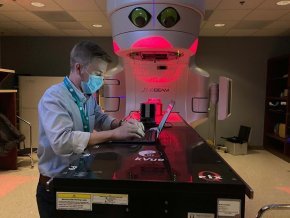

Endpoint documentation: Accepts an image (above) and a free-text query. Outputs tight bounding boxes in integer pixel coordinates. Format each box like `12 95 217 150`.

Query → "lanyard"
63 77 90 132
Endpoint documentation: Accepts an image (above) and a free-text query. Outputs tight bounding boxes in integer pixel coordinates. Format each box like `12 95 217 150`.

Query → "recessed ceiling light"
92 24 103 28
214 23 225 27
276 1 290 5
31 2 45 7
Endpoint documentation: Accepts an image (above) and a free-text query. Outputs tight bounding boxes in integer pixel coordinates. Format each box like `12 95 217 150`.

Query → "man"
36 40 144 217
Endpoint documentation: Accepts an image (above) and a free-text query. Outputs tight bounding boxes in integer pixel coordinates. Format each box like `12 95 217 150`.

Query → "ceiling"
0 0 289 37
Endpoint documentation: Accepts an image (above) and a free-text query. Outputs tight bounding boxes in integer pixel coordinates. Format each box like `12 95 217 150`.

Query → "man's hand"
124 118 145 131
114 120 145 140
89 118 145 146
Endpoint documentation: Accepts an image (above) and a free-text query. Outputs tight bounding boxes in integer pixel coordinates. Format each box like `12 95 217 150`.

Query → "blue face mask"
81 75 104 94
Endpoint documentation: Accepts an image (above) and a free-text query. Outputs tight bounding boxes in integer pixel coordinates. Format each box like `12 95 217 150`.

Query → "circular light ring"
157 7 180 28
129 7 151 28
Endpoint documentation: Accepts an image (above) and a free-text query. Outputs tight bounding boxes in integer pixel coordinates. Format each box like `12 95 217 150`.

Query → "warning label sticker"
56 192 92 211
217 198 241 217
188 212 215 218
56 192 129 210
92 193 128 205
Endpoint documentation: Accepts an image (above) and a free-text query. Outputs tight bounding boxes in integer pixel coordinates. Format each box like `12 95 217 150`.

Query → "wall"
1 37 118 76
1 36 290 146
194 37 290 146
0 37 2 67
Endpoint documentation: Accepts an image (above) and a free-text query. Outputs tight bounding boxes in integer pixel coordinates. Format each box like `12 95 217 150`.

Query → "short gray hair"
70 40 112 70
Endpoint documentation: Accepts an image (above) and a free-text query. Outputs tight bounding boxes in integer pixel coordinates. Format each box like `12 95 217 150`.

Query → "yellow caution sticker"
56 192 92 211
56 192 129 210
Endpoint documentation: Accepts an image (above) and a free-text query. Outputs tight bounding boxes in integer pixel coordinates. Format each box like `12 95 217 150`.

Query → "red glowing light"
0 175 34 197
189 38 198 55
143 77 177 83
129 62 183 84
132 36 173 49
276 186 290 195
113 41 120 53
189 176 193 182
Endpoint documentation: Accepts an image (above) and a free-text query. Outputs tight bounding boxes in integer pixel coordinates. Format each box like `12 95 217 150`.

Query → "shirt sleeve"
38 89 90 156
94 103 115 131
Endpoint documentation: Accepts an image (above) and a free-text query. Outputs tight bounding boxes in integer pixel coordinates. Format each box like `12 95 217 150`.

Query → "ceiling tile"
205 0 222 10
200 21 206 28
265 20 290 28
0 1 25 11
55 0 99 11
51 22 85 29
0 14 12 22
0 0 288 37
68 11 108 22
0 11 44 22
21 21 59 30
89 29 112 36
94 0 107 12
0 21 27 29
217 0 265 10
208 9 251 20
79 21 111 30
37 28 67 36
258 0 290 9
16 0 63 11
225 29 258 36
62 29 92 36
204 10 214 21
203 20 239 29
234 20 271 29
244 9 289 20
200 27 229 36
253 28 287 36
32 11 76 22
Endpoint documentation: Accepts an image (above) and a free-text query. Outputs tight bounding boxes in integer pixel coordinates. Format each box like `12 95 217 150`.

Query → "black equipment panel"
53 113 253 218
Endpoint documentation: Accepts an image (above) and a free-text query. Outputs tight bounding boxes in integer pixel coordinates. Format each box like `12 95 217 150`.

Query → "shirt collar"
65 76 87 103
